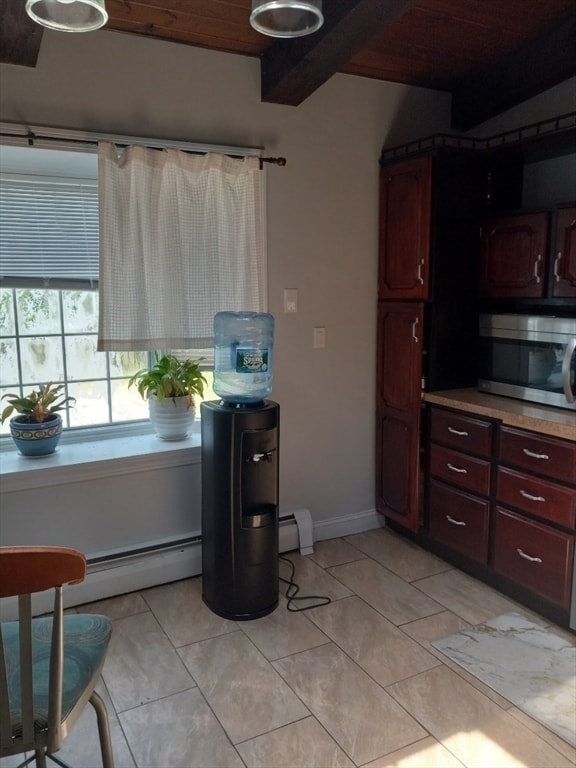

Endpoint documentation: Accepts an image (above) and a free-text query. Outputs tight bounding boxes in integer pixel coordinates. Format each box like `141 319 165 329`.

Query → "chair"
0 546 114 768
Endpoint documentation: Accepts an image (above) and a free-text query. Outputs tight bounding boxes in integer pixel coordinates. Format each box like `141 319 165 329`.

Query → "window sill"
0 427 201 493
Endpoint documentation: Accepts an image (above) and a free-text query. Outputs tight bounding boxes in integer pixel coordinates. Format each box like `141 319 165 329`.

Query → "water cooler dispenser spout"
247 449 276 463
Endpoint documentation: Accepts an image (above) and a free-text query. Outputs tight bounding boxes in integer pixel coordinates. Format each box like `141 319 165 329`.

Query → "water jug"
213 311 274 404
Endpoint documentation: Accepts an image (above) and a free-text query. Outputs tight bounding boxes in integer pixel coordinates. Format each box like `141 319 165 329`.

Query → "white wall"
0 29 452 549
1 29 574 566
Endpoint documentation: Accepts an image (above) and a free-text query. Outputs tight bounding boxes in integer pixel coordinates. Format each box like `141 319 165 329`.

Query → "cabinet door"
378 156 432 300
376 302 424 531
551 206 576 298
479 212 549 298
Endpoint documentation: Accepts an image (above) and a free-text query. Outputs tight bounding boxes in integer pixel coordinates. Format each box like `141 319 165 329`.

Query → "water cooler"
201 312 279 620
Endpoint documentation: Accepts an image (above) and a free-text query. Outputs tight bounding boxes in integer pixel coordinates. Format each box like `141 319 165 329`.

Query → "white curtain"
97 142 266 351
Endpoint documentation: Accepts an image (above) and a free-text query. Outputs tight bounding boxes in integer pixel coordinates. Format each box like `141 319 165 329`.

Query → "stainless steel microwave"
478 314 576 411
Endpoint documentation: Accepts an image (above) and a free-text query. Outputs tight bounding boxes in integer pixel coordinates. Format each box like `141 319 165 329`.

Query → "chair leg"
34 749 48 768
89 690 115 768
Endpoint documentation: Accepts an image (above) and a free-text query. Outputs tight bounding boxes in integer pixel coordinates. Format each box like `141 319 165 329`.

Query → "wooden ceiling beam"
0 0 43 67
260 0 417 105
451 11 576 131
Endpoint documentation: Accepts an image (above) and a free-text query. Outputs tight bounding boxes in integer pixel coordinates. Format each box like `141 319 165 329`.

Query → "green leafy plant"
1 383 76 424
128 354 207 407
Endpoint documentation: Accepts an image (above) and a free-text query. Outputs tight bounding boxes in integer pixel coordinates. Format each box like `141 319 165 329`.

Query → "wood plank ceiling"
1 0 575 130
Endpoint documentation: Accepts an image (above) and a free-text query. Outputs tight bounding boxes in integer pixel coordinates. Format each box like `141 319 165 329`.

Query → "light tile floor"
4 527 575 768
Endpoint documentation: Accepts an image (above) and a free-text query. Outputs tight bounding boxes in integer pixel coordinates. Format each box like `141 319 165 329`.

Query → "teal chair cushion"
2 614 112 737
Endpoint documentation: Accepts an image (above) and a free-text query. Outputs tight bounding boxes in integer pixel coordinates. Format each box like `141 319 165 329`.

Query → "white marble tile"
280 553 354 608
79 591 149 620
102 611 195 712
432 612 576 748
413 569 548 626
327 558 443 625
308 537 369 568
344 528 451 581
305 596 440 686
55 681 136 768
387 665 574 767
362 735 465 767
400 610 514 709
236 716 355 768
273 642 427 765
142 577 238 646
120 687 244 768
178 630 309 743
239 595 330 661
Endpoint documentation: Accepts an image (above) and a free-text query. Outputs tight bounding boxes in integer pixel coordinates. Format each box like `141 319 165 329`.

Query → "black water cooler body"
201 400 279 620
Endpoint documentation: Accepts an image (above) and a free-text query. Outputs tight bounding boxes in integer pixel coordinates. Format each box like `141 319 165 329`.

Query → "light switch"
313 326 326 348
283 289 298 313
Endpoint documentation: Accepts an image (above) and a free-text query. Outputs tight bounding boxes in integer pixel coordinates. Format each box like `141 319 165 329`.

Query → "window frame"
0 123 264 449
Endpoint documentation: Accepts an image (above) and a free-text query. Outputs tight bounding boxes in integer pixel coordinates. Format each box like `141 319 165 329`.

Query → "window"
0 145 216 437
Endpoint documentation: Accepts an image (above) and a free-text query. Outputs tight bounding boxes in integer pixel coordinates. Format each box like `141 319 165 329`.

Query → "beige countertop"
423 389 576 441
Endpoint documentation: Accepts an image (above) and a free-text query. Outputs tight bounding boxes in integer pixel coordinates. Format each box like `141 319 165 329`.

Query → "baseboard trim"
0 507 382 618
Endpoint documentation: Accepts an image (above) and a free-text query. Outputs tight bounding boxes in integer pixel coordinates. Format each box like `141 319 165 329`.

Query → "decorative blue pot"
9 413 63 457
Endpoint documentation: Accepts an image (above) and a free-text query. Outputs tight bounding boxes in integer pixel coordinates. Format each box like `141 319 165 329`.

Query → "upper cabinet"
552 205 576 298
479 205 576 300
378 156 432 300
480 212 549 298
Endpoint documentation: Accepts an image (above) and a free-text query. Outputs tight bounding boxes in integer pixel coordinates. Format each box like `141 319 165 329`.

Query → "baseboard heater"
1 509 312 619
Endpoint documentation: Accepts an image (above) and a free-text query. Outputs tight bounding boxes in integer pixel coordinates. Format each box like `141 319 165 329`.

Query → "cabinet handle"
522 448 549 461
448 427 469 436
516 548 542 564
533 254 542 284
553 252 562 282
416 259 424 285
520 489 546 503
446 515 466 526
411 317 419 343
447 463 467 474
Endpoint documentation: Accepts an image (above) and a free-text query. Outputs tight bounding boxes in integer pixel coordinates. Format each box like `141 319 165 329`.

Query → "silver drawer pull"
520 489 546 503
448 427 468 436
516 548 542 564
447 463 467 474
446 515 466 526
522 448 549 461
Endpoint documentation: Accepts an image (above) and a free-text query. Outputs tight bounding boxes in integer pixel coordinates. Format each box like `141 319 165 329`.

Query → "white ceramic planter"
148 396 196 440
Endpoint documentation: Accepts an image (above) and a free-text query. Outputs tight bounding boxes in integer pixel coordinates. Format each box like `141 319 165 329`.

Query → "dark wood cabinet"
425 404 576 621
378 156 431 300
427 407 493 565
552 205 576 298
376 150 483 534
493 507 574 609
479 212 549 299
376 302 423 531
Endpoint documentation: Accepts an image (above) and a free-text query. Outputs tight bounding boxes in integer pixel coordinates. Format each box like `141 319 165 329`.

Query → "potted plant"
128 354 208 440
1 383 76 457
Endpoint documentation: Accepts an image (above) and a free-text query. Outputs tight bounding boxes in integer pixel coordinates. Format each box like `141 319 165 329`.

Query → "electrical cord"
279 554 332 612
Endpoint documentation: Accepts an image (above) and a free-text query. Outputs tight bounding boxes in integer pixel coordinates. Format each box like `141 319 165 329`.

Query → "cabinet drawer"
429 444 491 495
493 508 574 609
428 480 489 563
430 408 493 458
499 427 576 484
497 467 576 529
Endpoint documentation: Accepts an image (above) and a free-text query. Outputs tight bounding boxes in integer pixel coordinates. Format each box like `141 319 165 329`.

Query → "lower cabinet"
425 404 576 625
429 480 490 564
493 507 574 608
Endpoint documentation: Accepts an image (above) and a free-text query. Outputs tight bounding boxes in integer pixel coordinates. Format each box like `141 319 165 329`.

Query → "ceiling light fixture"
25 0 108 32
250 0 323 38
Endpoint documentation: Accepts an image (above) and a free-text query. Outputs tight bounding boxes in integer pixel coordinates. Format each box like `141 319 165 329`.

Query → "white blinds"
97 143 266 352
0 176 99 288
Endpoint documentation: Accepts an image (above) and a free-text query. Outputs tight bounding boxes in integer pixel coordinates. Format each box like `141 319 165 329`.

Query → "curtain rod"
0 127 286 168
